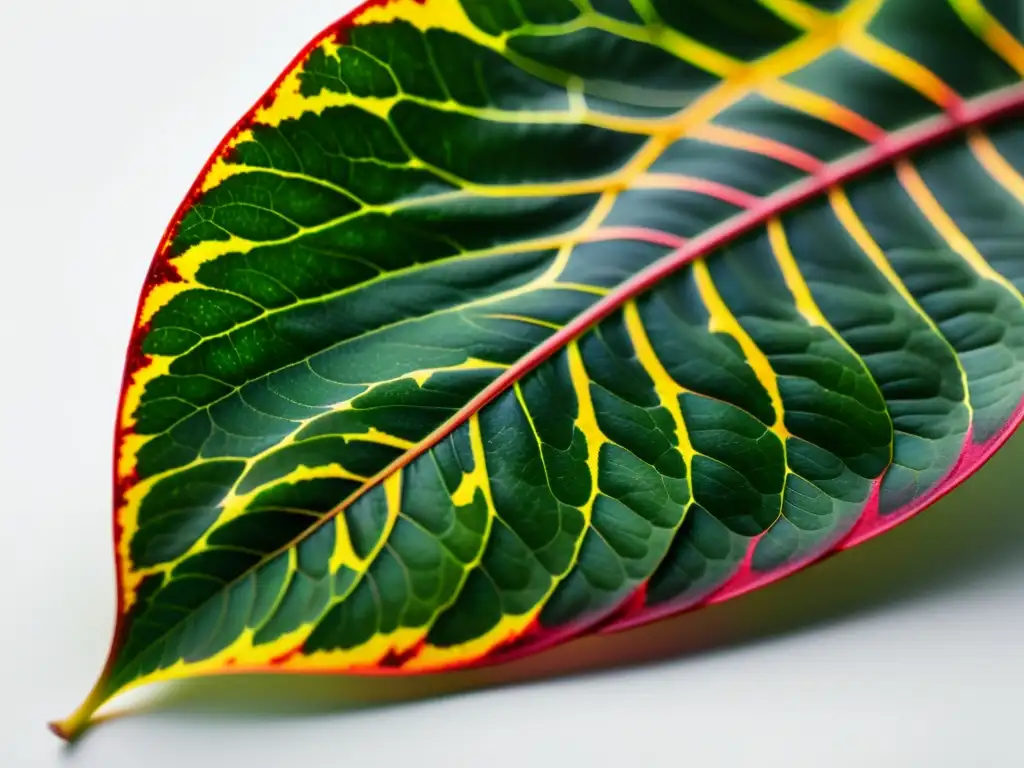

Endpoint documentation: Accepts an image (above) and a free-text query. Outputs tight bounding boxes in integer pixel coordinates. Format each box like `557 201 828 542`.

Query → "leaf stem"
48 674 113 742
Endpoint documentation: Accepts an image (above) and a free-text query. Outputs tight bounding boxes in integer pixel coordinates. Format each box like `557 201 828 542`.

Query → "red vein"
585 226 687 248
689 123 824 172
762 80 886 143
637 173 761 208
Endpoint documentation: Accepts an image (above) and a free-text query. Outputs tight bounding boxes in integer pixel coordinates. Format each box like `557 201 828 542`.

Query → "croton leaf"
53 0 1024 740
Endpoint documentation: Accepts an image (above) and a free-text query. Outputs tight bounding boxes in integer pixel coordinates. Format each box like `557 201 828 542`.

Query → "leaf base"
49 675 112 742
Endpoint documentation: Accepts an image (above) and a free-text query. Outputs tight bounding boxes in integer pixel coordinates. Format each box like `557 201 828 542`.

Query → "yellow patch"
116 434 150 482
283 626 427 672
404 609 541 672
406 356 507 387
320 36 342 62
137 282 187 328
326 506 361 575
448 414 492 509
136 233 256 330
116 474 174 610
118 356 172 436
353 0 498 50
252 57 306 128
200 129 255 193
174 234 256 285
261 85 396 125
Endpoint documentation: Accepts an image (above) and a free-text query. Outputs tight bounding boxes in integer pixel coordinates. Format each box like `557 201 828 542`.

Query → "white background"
1 1 1022 766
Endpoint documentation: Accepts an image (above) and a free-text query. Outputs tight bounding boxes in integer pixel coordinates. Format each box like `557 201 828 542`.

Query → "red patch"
481 618 543 662
377 639 426 669
269 646 302 666
594 583 648 629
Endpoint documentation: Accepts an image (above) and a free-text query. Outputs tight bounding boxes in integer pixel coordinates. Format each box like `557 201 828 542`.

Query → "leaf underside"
55 0 1024 739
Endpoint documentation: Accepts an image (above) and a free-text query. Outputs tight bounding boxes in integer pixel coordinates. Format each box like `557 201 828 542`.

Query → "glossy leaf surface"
55 0 1024 740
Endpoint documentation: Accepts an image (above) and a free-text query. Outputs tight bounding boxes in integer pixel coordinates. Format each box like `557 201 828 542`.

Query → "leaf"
52 0 1024 740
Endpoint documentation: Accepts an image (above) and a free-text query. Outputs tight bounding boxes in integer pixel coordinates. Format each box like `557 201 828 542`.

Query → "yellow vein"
828 187 975 423
539 192 620 284
842 33 957 107
951 0 1024 76
757 0 828 29
760 80 884 141
767 217 895 459
509 11 739 78
968 128 1024 219
553 282 610 297
481 314 563 331
894 158 1024 304
691 260 790 438
621 302 696 474
566 341 607 530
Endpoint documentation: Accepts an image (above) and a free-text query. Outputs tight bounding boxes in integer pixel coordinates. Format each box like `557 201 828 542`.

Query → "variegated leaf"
54 0 1024 740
